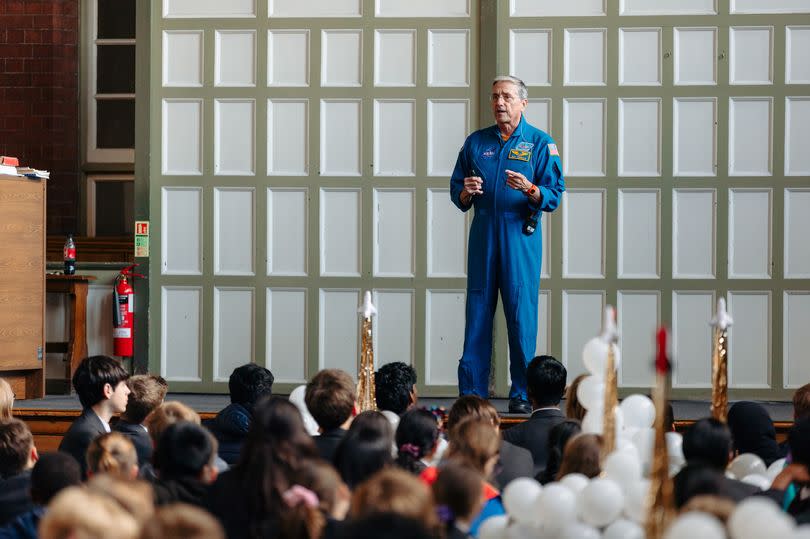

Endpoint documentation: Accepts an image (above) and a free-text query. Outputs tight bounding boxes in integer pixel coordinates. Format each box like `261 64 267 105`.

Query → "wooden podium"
0 174 46 399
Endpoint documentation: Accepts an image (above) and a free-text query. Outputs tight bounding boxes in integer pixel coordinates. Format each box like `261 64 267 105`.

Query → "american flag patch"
548 143 559 156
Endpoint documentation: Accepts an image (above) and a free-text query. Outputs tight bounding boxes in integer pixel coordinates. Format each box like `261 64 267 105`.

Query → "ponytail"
86 432 138 477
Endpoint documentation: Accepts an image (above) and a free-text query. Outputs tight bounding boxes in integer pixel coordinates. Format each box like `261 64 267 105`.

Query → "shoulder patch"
547 143 559 156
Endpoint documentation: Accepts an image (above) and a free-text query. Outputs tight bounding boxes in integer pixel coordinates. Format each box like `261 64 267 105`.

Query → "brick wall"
0 0 79 235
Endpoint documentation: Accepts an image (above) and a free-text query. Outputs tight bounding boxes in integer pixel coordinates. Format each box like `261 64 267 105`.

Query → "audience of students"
207 364 274 465
113 374 168 467
9 354 810 539
58 355 130 477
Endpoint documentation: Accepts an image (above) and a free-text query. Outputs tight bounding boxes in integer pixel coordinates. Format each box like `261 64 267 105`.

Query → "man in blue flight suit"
450 75 565 414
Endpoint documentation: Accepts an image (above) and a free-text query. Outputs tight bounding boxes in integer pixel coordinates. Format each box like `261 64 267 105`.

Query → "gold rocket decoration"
710 297 733 423
646 326 675 539
601 306 619 457
357 291 378 412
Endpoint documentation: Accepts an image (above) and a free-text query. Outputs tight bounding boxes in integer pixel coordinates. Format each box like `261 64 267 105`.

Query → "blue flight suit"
450 114 565 400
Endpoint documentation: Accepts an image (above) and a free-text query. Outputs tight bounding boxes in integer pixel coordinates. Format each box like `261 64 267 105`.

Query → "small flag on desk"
548 143 559 156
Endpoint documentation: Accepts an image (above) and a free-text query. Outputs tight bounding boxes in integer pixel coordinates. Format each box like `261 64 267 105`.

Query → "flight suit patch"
508 148 531 161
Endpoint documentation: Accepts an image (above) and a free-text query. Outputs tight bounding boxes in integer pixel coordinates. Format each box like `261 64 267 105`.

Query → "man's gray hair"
492 75 528 100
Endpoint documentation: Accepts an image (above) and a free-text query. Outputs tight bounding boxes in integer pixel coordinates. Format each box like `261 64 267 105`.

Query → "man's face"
490 81 527 126
109 381 131 413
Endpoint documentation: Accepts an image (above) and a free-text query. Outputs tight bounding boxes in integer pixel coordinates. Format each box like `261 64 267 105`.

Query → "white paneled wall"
151 0 810 397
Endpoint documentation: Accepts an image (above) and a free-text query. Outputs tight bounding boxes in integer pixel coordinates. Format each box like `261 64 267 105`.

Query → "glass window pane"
94 180 134 236
97 0 135 40
97 99 135 149
97 45 135 94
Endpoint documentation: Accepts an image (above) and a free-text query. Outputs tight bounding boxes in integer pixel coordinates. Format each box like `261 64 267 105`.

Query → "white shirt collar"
94 411 111 433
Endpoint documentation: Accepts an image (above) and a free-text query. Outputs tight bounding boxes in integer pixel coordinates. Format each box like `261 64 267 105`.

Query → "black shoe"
508 398 532 415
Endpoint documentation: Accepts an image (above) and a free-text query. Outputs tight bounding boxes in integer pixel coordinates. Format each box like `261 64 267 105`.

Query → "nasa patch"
481 146 497 159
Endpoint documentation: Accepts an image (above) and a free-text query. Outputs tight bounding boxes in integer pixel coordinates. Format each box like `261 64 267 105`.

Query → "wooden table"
46 274 97 389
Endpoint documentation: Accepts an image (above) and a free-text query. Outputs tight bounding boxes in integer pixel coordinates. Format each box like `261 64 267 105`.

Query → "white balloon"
583 337 621 376
792 526 810 539
560 473 589 494
479 515 510 539
728 453 767 480
502 478 542 524
289 384 320 436
623 479 650 523
507 523 541 539
666 432 685 467
604 519 644 539
740 473 771 490
632 428 655 476
534 483 577 532
576 375 606 411
619 395 656 429
767 457 787 481
664 512 726 539
604 451 642 488
583 406 624 440
560 522 601 539
728 497 794 539
578 478 625 528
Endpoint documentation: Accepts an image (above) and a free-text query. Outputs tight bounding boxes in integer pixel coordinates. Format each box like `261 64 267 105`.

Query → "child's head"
432 462 484 527
305 369 357 431
154 421 218 483
121 374 168 424
86 431 139 479
374 362 418 415
30 452 82 505
293 458 351 520
228 363 274 411
0 378 14 421
350 468 439 533
445 417 500 479
557 433 604 480
0 418 37 478
39 486 139 539
72 355 130 410
145 401 201 446
395 408 439 473
140 503 225 539
334 415 394 489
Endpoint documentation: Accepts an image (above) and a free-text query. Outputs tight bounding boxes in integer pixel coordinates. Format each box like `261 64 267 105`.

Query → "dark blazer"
494 440 534 489
313 428 346 464
205 468 280 539
113 420 153 467
58 408 107 477
0 471 33 527
501 408 565 476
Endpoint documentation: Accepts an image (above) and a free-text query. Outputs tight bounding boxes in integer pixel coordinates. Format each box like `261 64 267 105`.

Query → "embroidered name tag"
508 149 531 161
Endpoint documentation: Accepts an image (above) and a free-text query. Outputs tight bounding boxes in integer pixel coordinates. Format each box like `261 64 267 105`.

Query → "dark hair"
122 374 168 424
154 422 216 479
30 452 82 504
789 416 810 466
395 409 439 474
673 464 725 509
0 418 33 478
538 420 582 484
337 514 435 539
727 401 783 466
432 462 483 527
229 364 274 411
527 355 567 408
351 410 392 434
305 369 356 431
334 413 394 489
72 355 130 408
565 374 587 421
237 397 319 539
683 418 732 470
375 362 417 415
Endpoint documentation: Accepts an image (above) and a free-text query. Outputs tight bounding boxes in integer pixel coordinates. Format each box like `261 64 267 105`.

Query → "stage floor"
16 393 794 421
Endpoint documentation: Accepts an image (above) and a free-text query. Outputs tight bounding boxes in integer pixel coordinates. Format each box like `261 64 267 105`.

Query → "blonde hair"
39 486 139 539
145 401 200 445
350 468 439 532
86 432 138 478
445 418 501 475
139 503 224 539
0 378 14 421
86 475 155 526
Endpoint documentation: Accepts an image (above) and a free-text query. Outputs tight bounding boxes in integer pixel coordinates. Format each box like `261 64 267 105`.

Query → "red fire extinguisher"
113 264 145 357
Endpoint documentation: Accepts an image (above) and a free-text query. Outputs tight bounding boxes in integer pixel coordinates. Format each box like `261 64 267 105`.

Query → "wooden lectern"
0 175 46 399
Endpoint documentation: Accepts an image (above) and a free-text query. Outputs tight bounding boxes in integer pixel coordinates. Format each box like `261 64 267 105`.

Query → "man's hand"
463 175 484 195
505 169 531 192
